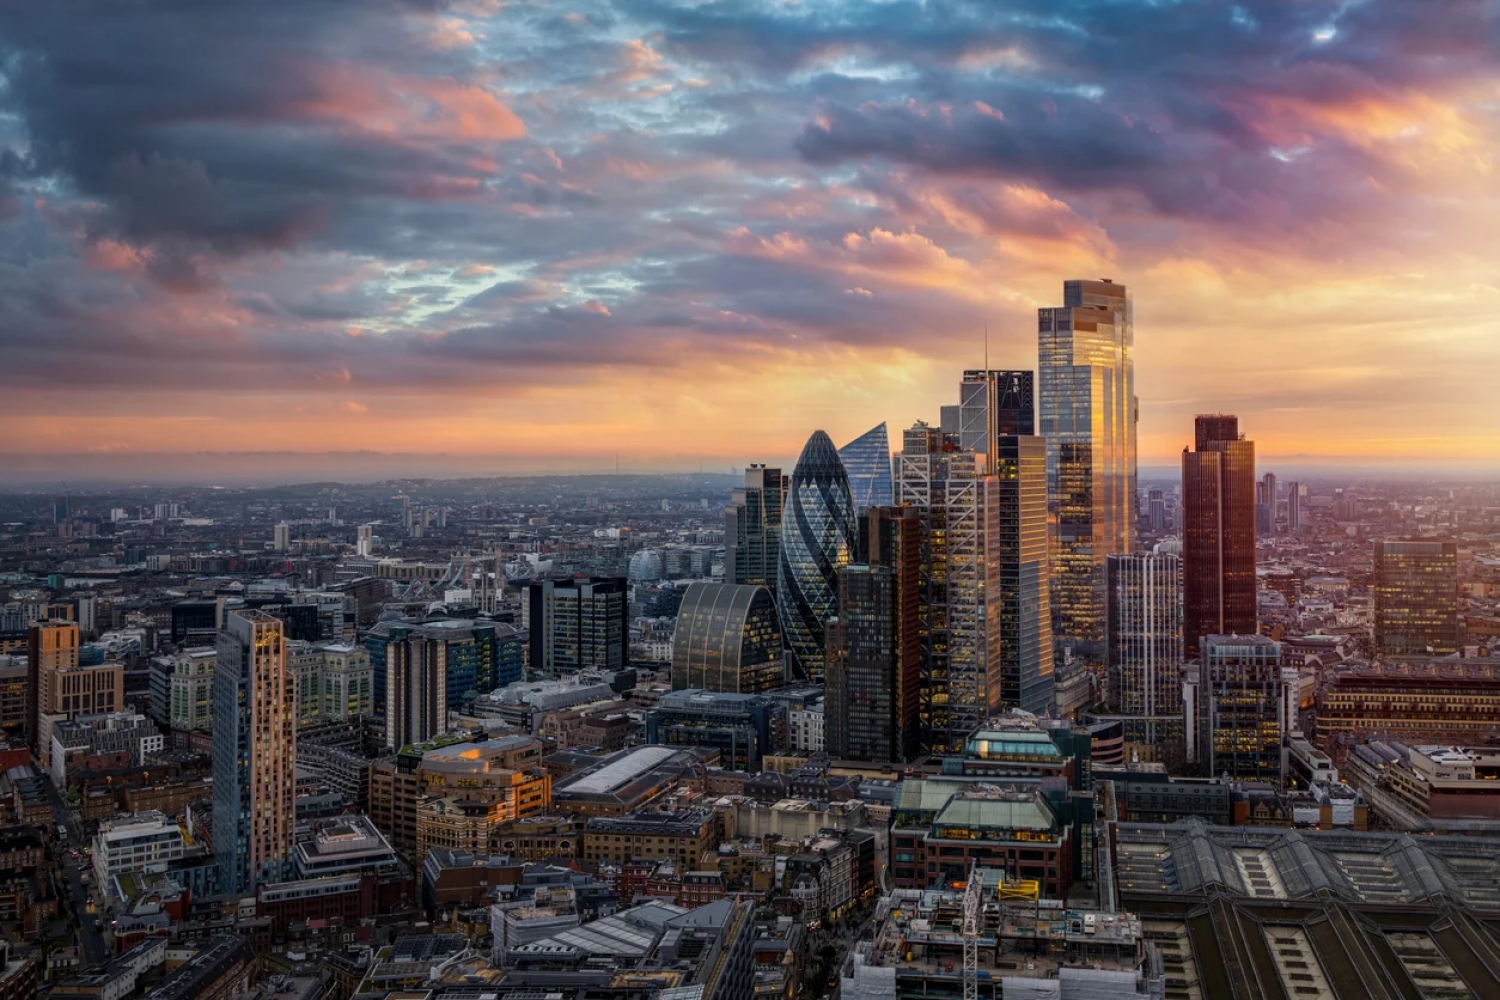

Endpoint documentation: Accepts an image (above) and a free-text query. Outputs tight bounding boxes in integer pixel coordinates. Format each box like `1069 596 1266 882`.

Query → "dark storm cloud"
0 0 510 263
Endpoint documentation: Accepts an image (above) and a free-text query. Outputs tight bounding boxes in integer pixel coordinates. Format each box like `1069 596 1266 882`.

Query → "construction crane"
962 862 981 1000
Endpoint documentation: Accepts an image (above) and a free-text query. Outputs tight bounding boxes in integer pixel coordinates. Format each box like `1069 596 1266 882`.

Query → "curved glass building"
839 422 893 512
778 430 856 681
671 582 783 693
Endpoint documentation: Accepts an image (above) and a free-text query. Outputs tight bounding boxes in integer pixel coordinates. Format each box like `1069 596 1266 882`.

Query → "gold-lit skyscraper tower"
1038 279 1137 666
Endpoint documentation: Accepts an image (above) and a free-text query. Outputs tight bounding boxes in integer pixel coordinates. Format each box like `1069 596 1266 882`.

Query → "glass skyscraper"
725 465 787 589
895 428 1001 754
838 423 893 513
777 430 856 682
1192 634 1283 781
958 369 1035 459
671 582 784 694
826 506 922 763
1039 279 1137 665
994 434 1055 714
1182 414 1258 658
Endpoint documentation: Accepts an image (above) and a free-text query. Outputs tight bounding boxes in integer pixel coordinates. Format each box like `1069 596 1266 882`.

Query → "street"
44 777 109 968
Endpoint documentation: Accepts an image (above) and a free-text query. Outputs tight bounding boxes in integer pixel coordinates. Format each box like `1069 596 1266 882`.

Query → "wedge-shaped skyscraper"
778 430 856 681
838 422 893 513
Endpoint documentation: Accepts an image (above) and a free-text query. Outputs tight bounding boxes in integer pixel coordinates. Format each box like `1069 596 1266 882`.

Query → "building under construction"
842 868 1162 1000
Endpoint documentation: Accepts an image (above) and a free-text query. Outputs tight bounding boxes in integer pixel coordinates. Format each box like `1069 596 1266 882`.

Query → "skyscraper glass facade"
838 423 893 513
1374 540 1459 656
895 433 1000 754
995 434 1054 714
725 466 786 588
777 431 856 682
1039 279 1136 664
1195 634 1283 781
671 582 783 694
958 369 1035 460
1182 415 1258 658
827 506 921 763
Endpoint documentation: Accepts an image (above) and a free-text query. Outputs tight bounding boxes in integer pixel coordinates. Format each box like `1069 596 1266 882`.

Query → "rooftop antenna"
983 320 989 371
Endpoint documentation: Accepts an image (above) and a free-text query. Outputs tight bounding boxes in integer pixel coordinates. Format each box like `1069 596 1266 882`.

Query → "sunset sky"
1 0 1497 480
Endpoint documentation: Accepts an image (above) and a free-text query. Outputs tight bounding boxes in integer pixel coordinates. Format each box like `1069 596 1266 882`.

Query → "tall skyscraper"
1193 634 1283 781
383 631 448 750
1038 278 1137 665
524 577 629 675
1256 472 1277 536
725 465 787 588
838 423 894 514
1147 489 1167 533
1373 540 1460 656
994 434 1055 714
1182 415 1257 659
671 583 784 694
214 610 296 892
957 369 1036 460
777 431 857 682
895 429 1001 753
1106 551 1184 762
826 506 921 763
1285 480 1304 532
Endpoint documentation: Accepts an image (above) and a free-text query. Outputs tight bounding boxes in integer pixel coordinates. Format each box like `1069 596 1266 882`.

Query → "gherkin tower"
777 430 856 681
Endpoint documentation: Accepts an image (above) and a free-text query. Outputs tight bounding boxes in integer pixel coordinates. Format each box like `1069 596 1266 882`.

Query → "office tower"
1285 480 1304 532
958 369 1036 460
52 497 68 524
826 506 921 762
1147 489 1167 532
1182 415 1257 659
895 428 1001 753
1106 552 1184 761
27 619 78 754
1257 472 1277 536
725 465 787 588
1194 634 1283 781
777 430 857 682
384 632 447 749
838 423 894 514
356 524 374 557
525 577 629 675
214 610 296 892
1038 278 1137 665
671 583 784 694
996 434 1055 713
274 522 291 551
367 619 523 721
1373 540 1460 656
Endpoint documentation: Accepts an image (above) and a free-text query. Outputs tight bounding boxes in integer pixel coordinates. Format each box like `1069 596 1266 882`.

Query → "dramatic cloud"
0 0 1497 472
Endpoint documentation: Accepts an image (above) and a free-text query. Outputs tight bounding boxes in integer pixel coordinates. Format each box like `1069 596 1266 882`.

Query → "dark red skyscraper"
1182 415 1257 658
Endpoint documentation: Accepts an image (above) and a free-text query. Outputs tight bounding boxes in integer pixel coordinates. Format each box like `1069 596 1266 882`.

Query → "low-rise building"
1345 742 1500 833
551 745 713 818
582 808 720 869
292 814 404 881
846 871 1157 1000
93 811 186 887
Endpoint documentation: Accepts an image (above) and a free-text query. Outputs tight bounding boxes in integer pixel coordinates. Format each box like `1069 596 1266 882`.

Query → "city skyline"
1 2 1497 479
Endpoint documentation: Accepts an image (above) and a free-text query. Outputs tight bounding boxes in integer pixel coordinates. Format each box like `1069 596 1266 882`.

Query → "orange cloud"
293 65 525 143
